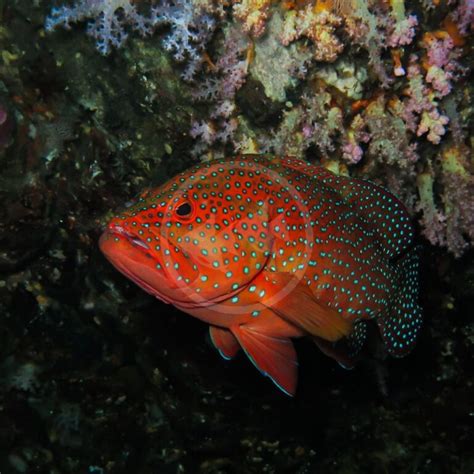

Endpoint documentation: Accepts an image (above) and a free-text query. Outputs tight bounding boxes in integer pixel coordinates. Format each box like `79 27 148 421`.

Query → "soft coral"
45 0 154 55
46 0 216 79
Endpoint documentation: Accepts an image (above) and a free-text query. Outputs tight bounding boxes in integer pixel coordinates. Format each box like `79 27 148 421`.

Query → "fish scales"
100 155 422 396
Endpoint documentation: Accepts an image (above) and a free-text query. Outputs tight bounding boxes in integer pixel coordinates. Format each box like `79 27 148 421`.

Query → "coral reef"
179 0 473 256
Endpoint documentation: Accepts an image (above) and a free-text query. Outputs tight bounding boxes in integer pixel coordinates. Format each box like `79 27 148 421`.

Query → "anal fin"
231 324 298 397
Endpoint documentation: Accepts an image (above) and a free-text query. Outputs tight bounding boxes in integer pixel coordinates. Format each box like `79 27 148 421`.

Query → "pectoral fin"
230 324 298 397
262 272 353 342
209 326 240 360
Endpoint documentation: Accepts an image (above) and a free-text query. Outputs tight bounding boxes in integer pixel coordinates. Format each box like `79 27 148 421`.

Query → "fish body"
100 155 422 396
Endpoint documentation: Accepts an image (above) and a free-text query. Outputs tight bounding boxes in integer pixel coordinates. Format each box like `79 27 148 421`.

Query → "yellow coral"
232 0 273 36
441 145 470 176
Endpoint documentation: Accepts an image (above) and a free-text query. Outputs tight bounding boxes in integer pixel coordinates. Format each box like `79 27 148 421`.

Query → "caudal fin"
377 248 422 357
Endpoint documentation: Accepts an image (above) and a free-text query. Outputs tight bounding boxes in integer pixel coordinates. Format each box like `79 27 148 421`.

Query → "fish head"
100 160 275 308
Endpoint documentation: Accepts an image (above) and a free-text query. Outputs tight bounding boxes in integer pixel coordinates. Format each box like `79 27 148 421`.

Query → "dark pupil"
176 202 192 216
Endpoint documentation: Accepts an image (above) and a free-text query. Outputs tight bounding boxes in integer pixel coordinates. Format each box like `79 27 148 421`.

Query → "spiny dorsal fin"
276 156 415 259
322 173 414 259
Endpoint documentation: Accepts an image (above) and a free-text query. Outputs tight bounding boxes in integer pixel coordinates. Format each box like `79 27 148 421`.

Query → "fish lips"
99 228 178 304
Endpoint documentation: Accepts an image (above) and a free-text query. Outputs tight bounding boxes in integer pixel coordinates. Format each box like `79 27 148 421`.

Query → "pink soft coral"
451 0 474 35
422 33 464 98
342 141 364 164
280 7 343 62
417 109 450 144
388 14 418 47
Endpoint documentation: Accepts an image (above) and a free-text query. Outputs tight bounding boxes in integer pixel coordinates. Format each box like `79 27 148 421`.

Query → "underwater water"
0 1 473 473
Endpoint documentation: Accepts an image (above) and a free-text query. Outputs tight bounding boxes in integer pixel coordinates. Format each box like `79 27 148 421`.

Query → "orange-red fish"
100 155 422 396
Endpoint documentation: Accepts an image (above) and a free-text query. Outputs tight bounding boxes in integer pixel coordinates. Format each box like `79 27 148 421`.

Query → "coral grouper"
100 155 422 396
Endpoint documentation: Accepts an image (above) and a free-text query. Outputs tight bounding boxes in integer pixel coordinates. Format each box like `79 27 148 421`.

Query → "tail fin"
377 248 422 357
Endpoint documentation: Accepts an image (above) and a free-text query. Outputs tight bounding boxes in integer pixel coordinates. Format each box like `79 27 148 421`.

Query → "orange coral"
314 0 334 13
442 16 466 46
391 49 405 76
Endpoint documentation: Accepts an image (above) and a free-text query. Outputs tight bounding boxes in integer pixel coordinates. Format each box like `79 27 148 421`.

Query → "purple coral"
342 141 364 164
451 0 474 35
388 14 418 47
45 0 154 55
425 35 454 68
441 168 474 257
190 25 250 155
151 1 216 80
45 0 216 79
402 52 457 143
418 148 474 257
423 34 463 98
190 120 216 145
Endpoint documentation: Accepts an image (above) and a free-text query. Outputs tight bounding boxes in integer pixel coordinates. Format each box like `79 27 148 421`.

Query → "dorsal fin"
331 175 415 259
274 156 415 259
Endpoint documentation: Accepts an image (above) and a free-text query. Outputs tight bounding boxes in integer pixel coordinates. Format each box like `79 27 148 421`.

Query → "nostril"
109 223 124 233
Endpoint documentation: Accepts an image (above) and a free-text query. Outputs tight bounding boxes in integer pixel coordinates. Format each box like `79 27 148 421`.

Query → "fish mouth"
99 228 248 310
107 225 151 251
100 226 210 308
99 226 176 304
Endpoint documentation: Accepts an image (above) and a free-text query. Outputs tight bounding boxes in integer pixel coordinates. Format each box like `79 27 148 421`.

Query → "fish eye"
175 201 193 217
